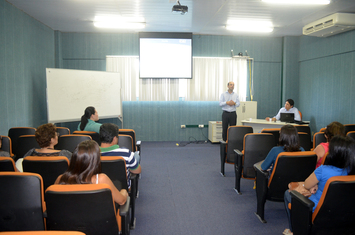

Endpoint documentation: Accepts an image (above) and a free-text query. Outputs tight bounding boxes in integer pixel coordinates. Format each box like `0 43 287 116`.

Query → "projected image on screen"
139 32 192 79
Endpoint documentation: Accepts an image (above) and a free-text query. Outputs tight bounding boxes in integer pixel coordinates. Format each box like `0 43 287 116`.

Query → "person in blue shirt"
283 136 355 235
77 106 102 133
219 81 240 141
261 124 305 173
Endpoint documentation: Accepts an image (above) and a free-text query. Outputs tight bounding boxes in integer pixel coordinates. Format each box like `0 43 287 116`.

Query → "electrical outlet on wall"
181 125 186 129
198 124 204 128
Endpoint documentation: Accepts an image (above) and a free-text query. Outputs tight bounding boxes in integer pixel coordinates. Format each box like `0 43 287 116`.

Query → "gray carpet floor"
131 141 288 235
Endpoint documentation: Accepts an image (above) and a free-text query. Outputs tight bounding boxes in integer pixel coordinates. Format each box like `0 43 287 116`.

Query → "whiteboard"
46 68 121 123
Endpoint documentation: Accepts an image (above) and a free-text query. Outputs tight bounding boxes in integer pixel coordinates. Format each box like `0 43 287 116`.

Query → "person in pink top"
314 121 345 168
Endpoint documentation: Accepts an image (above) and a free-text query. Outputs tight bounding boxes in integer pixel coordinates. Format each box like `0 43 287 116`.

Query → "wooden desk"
241 119 309 133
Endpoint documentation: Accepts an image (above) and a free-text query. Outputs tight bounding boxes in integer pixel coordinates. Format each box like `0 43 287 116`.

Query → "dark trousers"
222 111 237 141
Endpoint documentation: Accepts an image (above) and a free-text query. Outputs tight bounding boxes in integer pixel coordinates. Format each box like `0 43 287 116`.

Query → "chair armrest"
254 161 266 175
234 149 243 157
290 190 314 235
254 161 269 194
136 140 141 152
234 149 243 168
118 196 131 235
118 196 130 217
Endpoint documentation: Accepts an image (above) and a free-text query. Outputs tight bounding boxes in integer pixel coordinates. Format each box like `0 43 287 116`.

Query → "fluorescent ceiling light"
262 0 330 4
94 16 145 29
226 20 274 33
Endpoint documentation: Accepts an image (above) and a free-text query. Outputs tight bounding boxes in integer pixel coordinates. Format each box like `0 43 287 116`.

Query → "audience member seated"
265 99 301 122
99 123 141 188
283 136 355 235
16 123 71 171
55 140 128 205
314 121 345 168
261 125 304 173
77 106 102 133
0 136 10 157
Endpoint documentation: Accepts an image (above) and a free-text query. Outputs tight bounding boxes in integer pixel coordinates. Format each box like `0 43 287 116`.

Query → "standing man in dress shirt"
219 81 240 141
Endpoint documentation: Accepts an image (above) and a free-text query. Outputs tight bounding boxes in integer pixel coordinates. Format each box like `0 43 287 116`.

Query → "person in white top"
55 140 128 206
266 99 301 122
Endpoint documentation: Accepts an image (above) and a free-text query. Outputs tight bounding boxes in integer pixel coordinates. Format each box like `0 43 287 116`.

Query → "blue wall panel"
299 32 355 134
0 0 54 135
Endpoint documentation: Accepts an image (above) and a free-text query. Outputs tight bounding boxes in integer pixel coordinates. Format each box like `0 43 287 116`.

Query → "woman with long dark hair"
77 106 102 133
283 136 355 234
55 140 128 205
261 124 304 172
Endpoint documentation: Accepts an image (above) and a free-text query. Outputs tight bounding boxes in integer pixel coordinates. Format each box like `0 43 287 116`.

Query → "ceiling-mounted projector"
172 0 188 15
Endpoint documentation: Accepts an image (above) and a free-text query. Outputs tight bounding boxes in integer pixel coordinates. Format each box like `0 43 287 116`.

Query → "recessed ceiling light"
93 16 145 29
226 20 274 33
262 0 330 5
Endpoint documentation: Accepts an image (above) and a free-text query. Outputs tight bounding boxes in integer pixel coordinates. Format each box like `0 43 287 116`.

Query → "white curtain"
106 56 139 101
106 56 248 101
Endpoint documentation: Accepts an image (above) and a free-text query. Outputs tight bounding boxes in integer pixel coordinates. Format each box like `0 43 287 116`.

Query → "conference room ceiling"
6 0 355 37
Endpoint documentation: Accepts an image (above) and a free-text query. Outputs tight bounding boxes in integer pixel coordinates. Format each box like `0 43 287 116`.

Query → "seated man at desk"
265 99 301 122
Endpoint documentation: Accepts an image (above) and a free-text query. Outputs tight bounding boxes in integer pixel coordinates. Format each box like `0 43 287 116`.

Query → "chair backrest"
119 129 137 151
55 135 92 152
45 184 119 235
226 126 253 163
8 127 36 158
23 156 70 190
242 133 275 178
118 135 134 152
344 124 355 134
298 111 302 121
72 131 100 145
268 151 317 201
1 135 14 157
294 125 311 138
0 156 17 171
0 172 45 231
346 131 355 141
260 128 280 146
312 175 355 231
101 156 128 191
319 127 326 132
56 126 71 135
298 132 312 151
313 132 327 150
17 135 40 159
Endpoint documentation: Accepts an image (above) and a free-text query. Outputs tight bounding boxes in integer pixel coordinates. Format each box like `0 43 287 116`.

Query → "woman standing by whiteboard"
77 106 102 133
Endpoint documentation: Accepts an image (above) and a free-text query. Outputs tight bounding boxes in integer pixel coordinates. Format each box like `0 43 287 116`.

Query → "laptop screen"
280 113 295 123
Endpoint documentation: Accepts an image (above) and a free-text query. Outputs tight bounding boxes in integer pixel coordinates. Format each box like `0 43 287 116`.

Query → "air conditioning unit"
303 13 355 37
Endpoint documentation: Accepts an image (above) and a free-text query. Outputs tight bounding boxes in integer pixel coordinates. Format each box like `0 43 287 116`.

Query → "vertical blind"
106 56 248 102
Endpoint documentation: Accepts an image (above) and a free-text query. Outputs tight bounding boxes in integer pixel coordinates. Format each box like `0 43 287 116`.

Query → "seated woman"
314 121 345 168
283 136 355 235
0 136 10 157
16 123 72 172
55 140 128 205
77 106 102 133
261 124 304 172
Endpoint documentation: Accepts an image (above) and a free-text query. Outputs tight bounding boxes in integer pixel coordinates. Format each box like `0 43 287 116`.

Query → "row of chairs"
0 171 130 235
219 125 355 234
3 127 141 160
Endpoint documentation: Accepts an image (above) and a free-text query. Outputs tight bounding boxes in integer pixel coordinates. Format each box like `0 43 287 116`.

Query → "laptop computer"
280 113 295 123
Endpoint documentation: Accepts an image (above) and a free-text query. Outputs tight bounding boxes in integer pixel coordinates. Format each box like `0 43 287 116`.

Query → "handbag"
288 181 318 197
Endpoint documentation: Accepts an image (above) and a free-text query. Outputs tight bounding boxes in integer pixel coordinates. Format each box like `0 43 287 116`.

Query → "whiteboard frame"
46 68 122 123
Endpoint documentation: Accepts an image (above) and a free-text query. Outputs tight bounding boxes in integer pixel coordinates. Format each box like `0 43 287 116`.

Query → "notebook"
280 113 295 123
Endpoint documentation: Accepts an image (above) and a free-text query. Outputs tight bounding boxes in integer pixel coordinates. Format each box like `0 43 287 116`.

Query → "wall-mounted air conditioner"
303 13 355 37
